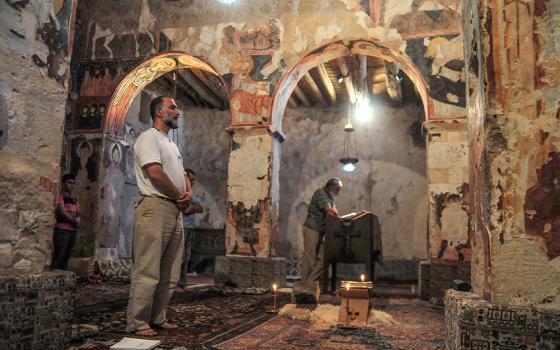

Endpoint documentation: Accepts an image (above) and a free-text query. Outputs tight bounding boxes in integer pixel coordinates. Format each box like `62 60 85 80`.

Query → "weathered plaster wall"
226 128 273 256
181 108 230 230
0 1 75 273
425 121 470 261
70 0 467 260
278 103 428 266
465 0 560 304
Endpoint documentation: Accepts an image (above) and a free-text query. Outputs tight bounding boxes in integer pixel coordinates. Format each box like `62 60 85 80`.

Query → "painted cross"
334 225 362 259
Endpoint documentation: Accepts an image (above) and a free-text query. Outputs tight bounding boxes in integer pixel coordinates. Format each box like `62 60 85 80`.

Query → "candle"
272 283 277 312
360 274 365 282
345 282 350 325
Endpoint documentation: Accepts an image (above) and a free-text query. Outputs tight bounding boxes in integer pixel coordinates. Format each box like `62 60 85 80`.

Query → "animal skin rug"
278 303 398 330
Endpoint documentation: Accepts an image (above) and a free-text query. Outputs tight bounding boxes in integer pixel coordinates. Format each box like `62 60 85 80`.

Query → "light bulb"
355 101 372 122
342 163 356 172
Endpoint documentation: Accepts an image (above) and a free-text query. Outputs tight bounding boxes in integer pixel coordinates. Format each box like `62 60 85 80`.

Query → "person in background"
176 168 204 292
51 174 80 270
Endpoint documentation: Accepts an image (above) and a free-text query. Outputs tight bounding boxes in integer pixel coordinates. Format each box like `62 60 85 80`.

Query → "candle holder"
337 280 374 328
268 283 278 314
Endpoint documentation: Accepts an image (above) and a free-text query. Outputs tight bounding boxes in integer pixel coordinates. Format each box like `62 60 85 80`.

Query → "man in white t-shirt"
126 96 192 336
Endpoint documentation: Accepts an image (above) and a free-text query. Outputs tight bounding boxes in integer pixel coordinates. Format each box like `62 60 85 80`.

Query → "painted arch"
270 39 433 130
103 51 226 137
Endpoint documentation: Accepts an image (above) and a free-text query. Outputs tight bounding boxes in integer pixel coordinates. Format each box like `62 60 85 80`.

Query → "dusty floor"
68 277 445 350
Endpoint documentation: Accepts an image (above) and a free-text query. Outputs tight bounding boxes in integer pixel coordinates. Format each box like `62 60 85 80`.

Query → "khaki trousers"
300 226 324 282
126 196 184 332
177 228 194 288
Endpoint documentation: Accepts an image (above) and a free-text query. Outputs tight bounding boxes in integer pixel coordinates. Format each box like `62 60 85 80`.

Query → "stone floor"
68 277 445 350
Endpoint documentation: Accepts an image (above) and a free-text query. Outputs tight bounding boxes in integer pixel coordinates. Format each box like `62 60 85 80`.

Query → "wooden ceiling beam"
293 84 312 108
315 64 337 106
288 95 299 108
336 56 356 104
192 69 229 103
358 54 370 100
384 61 403 104
302 73 329 108
371 82 387 95
177 69 224 109
160 75 200 107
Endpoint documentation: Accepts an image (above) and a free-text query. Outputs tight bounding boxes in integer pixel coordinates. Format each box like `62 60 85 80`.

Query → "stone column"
215 126 286 288
465 0 560 305
422 121 470 302
444 2 560 349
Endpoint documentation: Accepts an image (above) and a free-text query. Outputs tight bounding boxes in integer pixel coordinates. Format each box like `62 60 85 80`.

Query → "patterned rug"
215 298 446 350
72 280 289 350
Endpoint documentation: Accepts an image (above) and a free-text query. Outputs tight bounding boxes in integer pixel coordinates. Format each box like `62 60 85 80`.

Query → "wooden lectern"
323 211 383 292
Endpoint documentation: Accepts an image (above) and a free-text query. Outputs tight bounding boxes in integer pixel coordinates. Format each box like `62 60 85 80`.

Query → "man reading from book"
300 177 342 283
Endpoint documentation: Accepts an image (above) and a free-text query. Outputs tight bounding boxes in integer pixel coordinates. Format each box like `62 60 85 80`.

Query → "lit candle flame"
272 284 277 292
360 274 365 282
345 282 350 291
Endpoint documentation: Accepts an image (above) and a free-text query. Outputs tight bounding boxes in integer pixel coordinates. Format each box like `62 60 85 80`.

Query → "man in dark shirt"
301 177 342 282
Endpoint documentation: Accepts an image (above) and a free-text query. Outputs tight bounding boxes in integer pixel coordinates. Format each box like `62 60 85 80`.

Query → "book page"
110 337 161 350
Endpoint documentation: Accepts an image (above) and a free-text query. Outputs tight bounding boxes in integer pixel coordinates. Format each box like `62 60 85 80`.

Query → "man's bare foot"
135 328 157 336
157 322 178 330
175 286 187 293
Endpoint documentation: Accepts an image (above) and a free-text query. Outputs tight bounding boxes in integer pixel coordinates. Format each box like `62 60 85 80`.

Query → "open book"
110 337 161 350
340 210 369 220
340 212 357 219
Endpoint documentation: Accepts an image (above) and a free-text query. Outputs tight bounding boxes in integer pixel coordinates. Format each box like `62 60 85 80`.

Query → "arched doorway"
96 52 231 267
269 39 431 283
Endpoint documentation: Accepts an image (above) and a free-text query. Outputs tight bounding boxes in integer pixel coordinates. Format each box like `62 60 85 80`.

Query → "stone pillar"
423 121 470 301
216 127 286 288
445 2 560 349
464 0 560 305
426 121 470 261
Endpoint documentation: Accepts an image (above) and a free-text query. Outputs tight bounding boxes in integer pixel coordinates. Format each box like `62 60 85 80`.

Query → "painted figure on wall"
524 153 560 259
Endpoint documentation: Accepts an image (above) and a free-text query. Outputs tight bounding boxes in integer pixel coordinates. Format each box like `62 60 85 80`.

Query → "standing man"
300 177 342 283
51 174 80 270
126 96 192 337
176 168 203 292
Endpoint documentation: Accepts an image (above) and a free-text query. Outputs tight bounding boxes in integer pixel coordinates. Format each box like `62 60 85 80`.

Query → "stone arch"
104 51 228 138
270 38 432 130
95 51 231 259
268 38 433 275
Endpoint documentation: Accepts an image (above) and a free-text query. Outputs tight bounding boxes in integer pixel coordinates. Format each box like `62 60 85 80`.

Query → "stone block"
292 281 320 306
418 260 431 300
445 289 560 350
429 260 471 303
214 255 286 289
0 270 76 350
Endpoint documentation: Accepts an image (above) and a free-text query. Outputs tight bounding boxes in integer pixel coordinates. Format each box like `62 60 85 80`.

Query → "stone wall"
464 0 560 304
181 108 230 230
0 1 76 273
278 100 428 278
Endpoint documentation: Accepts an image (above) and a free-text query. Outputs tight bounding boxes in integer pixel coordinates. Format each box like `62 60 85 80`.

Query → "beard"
163 116 179 129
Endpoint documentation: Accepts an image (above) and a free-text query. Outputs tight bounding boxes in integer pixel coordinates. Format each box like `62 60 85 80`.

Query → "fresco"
221 21 284 125
524 152 560 259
